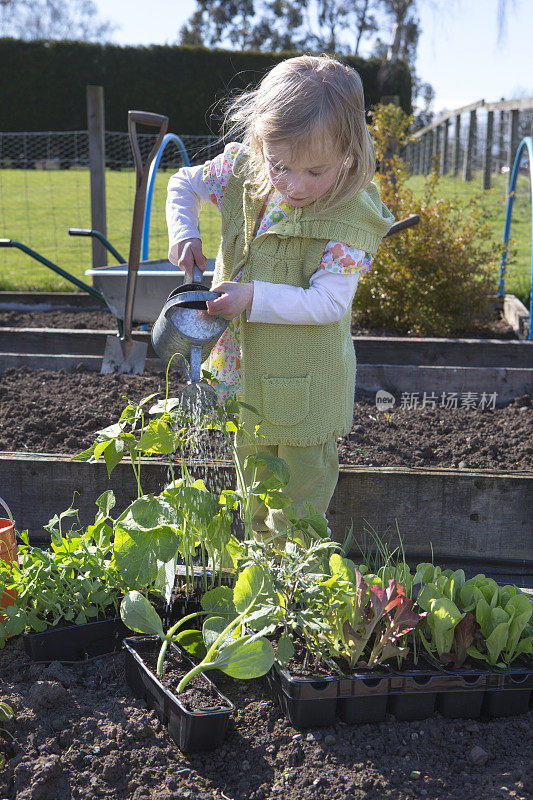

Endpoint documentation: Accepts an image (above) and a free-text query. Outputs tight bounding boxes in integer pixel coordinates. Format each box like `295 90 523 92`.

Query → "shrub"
354 105 499 336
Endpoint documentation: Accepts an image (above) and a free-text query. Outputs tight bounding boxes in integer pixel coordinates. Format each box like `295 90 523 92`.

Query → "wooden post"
417 137 424 174
87 85 107 268
453 114 461 176
507 108 519 189
463 109 476 181
498 103 505 171
440 119 449 175
483 110 494 190
426 131 434 173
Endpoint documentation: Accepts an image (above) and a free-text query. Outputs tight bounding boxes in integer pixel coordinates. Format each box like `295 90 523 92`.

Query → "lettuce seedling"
325 556 424 670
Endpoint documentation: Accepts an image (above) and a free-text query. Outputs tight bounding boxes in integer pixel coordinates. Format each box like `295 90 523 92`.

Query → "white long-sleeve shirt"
166 163 362 325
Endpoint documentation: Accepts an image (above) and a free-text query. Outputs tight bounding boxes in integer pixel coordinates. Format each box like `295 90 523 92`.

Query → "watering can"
151 265 228 410
0 496 18 622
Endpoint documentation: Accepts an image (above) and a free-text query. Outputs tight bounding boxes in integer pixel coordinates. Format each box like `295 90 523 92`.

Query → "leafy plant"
0 492 162 646
356 103 499 336
324 555 424 670
120 564 275 690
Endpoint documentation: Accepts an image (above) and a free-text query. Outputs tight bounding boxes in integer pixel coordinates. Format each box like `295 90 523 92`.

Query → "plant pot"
124 636 234 753
482 667 533 717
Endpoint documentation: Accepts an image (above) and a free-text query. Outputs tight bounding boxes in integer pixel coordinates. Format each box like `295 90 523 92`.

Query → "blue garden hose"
498 136 533 339
141 133 191 262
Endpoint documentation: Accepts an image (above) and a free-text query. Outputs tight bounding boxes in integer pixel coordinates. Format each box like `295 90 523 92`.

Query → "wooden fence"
403 97 533 189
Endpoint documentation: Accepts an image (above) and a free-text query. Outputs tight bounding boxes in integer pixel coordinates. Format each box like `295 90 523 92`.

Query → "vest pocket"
261 375 311 426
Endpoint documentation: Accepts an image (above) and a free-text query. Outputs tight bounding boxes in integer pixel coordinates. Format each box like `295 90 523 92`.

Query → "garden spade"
101 110 168 374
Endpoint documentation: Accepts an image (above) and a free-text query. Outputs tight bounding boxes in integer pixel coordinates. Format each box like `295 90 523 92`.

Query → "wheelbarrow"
0 231 215 333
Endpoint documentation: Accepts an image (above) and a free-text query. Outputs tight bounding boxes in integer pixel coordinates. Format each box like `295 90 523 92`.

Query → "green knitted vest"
211 157 394 446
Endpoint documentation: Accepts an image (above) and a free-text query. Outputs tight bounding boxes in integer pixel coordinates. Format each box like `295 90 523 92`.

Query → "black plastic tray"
267 662 533 727
22 600 194 663
124 636 234 753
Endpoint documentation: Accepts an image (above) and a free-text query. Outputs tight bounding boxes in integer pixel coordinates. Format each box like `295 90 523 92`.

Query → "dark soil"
0 305 519 338
0 636 531 800
0 366 531 471
141 644 232 713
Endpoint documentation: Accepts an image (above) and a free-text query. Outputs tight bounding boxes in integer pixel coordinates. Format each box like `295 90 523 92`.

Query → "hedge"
0 38 411 134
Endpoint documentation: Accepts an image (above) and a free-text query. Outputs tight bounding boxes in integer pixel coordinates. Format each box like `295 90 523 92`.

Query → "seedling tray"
22 602 182 663
124 636 234 753
267 662 533 727
23 615 133 662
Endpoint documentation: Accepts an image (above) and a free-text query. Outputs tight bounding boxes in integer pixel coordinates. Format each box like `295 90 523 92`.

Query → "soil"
139 643 232 713
0 305 520 338
0 366 531 471
0 636 531 800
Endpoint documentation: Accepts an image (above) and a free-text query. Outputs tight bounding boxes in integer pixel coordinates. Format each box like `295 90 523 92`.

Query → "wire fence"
0 131 222 291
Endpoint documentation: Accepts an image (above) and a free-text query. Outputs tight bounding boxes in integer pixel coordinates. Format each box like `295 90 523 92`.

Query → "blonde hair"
221 54 376 211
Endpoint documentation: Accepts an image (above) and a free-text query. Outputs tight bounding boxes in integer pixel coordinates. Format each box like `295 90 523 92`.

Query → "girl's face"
262 139 343 207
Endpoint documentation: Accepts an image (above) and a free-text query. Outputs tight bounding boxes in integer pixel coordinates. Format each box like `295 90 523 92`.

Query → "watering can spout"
151 269 228 411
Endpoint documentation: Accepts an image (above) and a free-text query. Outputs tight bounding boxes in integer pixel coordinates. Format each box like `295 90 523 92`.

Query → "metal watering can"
151 265 228 410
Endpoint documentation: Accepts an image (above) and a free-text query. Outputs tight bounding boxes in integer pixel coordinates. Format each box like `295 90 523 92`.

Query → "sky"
92 0 532 115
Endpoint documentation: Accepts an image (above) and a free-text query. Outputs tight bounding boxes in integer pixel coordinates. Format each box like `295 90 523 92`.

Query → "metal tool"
151 264 228 412
101 110 168 373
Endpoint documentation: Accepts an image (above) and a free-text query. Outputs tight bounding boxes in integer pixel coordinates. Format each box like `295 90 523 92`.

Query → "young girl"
166 54 394 540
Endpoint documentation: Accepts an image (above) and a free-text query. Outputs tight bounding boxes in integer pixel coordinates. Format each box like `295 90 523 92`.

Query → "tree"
178 0 382 56
0 0 116 41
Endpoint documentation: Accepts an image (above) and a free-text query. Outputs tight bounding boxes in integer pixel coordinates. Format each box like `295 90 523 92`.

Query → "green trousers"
235 435 339 539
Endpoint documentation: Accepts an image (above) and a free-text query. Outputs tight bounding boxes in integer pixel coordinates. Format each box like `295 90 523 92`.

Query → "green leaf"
138 419 176 455
276 634 294 667
0 702 14 722
233 564 272 613
213 635 275 679
413 563 439 585
95 490 116 518
417 583 441 612
103 438 124 477
4 613 27 636
485 620 511 666
120 591 164 638
244 452 290 489
202 616 237 651
427 597 464 655
175 629 206 659
201 586 236 617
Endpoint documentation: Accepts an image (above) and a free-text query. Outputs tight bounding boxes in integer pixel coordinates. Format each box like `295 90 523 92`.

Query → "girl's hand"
207 281 254 320
176 237 208 278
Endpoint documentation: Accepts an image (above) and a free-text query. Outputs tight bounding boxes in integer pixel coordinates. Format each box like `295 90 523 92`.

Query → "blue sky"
93 0 531 114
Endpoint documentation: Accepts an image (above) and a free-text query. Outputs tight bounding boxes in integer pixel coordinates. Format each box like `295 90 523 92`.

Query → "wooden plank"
485 97 533 112
87 85 107 269
2 329 532 367
2 454 531 569
507 108 520 190
0 292 102 309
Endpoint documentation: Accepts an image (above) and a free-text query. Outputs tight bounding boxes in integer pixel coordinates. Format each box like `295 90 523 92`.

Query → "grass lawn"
0 166 530 309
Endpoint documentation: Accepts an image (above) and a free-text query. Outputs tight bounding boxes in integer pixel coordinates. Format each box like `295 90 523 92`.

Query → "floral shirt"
204 143 372 402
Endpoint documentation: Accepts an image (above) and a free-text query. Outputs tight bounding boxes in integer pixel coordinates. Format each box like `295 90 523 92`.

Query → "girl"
166 54 394 540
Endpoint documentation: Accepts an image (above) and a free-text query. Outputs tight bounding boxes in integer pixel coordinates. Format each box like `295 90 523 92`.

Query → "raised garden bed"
0 367 531 471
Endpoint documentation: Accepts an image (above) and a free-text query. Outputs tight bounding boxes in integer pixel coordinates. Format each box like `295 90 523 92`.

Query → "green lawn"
0 166 530 308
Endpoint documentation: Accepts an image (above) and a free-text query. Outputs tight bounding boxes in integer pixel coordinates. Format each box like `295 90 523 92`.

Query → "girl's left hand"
207 281 254 320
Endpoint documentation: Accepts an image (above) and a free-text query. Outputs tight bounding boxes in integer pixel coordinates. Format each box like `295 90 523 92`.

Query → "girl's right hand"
176 237 208 279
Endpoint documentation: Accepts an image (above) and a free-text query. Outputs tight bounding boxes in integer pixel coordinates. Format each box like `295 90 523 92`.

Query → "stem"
177 659 218 693
156 611 207 675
